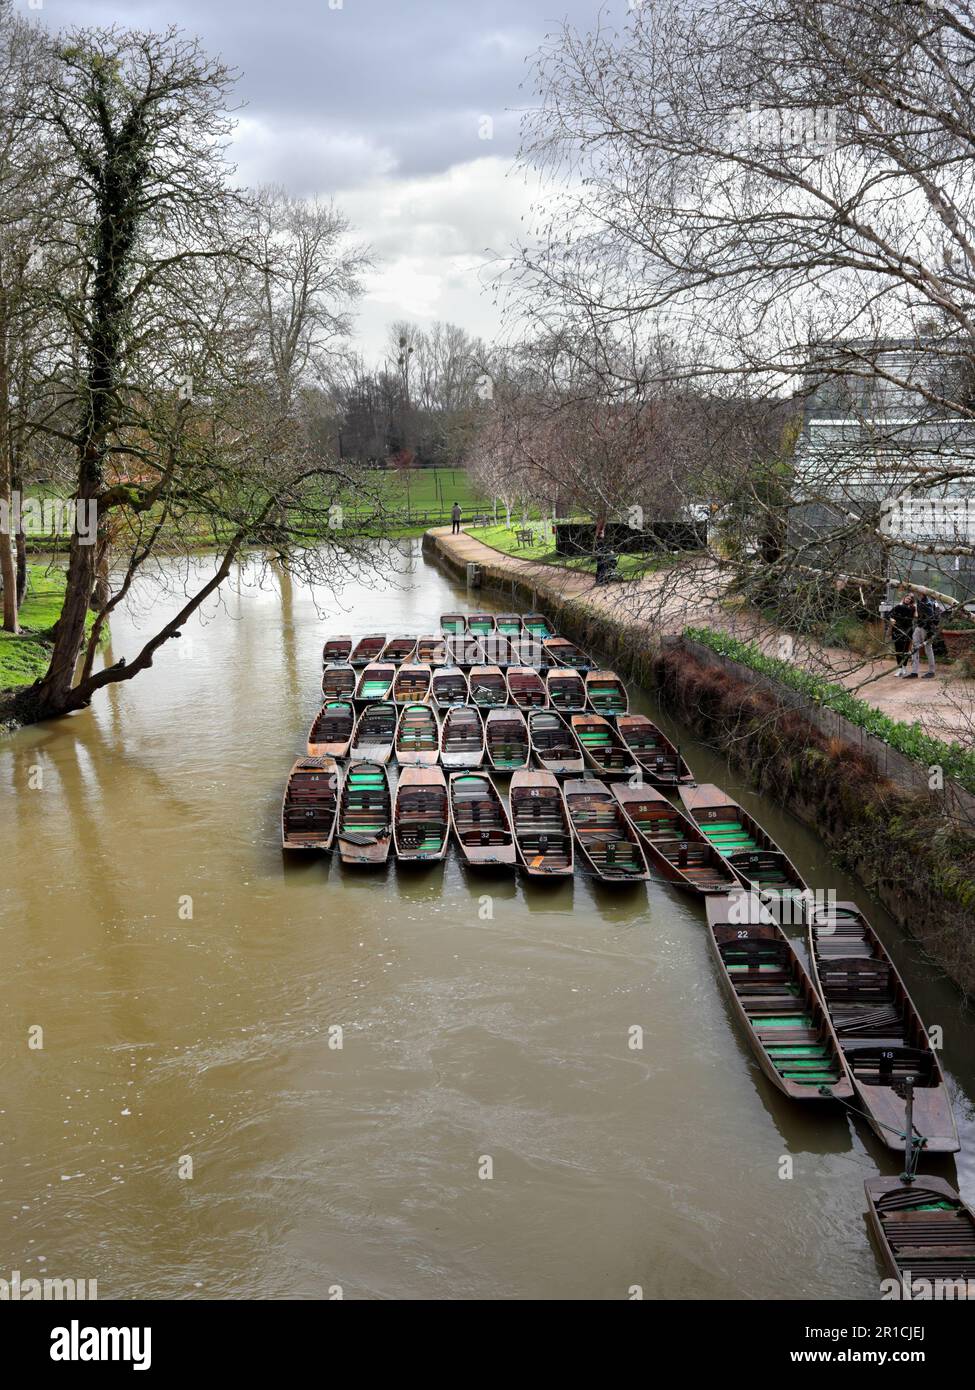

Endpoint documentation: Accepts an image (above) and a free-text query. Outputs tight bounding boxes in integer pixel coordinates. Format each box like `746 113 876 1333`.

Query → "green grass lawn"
0 564 97 691
469 523 674 580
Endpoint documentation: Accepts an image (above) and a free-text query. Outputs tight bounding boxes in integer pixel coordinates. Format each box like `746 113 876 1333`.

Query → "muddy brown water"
1 541 973 1300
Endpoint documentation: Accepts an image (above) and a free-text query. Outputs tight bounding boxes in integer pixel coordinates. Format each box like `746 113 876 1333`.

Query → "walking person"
911 592 940 679
887 591 916 677
451 501 462 536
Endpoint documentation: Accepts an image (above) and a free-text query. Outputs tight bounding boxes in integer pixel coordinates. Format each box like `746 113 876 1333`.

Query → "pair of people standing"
888 591 939 678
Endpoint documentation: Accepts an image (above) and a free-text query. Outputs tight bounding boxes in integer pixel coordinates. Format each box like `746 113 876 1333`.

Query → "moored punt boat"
440 704 485 770
528 708 584 776
585 669 629 718
510 770 574 877
350 702 396 764
281 756 339 850
392 662 432 704
484 706 530 771
467 613 496 638
544 636 594 671
307 700 355 758
355 661 396 703
678 784 809 900
336 761 392 866
563 778 650 882
430 665 469 708
864 1177 975 1294
507 666 548 709
322 635 352 664
571 713 638 777
417 634 449 665
808 901 959 1153
395 702 440 766
468 665 508 708
393 767 449 863
380 634 417 663
440 613 467 636
704 894 853 1101
350 633 385 667
495 613 522 637
617 714 693 787
523 611 554 640
448 771 516 869
321 662 356 701
546 668 587 713
611 785 742 895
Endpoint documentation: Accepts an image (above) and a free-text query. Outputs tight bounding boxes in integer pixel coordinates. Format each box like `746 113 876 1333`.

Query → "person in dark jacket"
451 502 461 535
888 593 916 676
911 593 940 678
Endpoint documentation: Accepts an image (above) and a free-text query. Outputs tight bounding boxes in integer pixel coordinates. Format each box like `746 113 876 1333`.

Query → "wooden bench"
515 528 534 547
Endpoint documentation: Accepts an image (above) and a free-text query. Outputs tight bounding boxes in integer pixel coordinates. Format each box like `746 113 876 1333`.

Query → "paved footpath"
428 526 975 746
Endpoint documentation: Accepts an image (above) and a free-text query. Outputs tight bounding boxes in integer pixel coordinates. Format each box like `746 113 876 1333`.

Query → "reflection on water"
0 540 972 1300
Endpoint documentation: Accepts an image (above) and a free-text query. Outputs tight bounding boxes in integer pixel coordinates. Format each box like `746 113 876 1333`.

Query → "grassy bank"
469 522 675 579
0 565 97 691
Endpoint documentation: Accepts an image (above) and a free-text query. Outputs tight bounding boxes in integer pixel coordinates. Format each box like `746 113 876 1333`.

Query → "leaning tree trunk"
15 524 25 605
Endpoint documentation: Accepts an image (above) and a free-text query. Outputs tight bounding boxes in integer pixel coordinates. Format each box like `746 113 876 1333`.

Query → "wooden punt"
563 778 650 882
585 669 629 718
307 700 355 758
336 760 392 866
485 706 530 772
322 635 352 664
392 662 432 704
479 633 515 668
544 636 594 671
510 770 574 877
321 662 356 701
617 714 693 787
393 767 449 863
448 771 516 869
430 665 469 708
380 634 417 663
611 785 742 895
546 668 587 713
523 611 555 640
349 702 396 764
350 633 385 667
571 713 639 777
281 756 339 851
440 704 485 770
678 783 809 900
467 613 496 638
865 1177 975 1294
395 702 440 767
495 613 522 637
808 900 958 1153
417 634 449 665
704 894 853 1101
354 661 395 703
440 613 467 636
468 665 508 708
507 666 548 709
528 708 585 776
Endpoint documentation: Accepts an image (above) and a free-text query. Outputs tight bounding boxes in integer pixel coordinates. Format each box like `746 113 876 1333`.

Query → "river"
1 540 972 1300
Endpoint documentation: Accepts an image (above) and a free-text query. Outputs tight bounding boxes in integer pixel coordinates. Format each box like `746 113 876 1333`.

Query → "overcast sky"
35 0 611 362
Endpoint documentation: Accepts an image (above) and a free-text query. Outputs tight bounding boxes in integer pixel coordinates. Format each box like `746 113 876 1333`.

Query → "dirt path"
429 526 975 746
